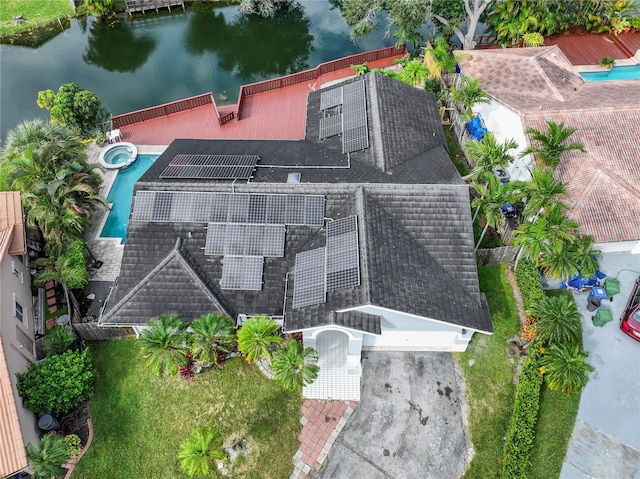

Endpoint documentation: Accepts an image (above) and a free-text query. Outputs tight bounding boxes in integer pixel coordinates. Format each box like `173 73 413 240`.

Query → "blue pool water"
100 154 157 242
580 64 640 81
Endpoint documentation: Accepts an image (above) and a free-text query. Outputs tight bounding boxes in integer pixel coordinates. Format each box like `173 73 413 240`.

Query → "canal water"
0 1 403 141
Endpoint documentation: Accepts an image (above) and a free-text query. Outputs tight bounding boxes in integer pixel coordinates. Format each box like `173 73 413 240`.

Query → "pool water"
580 64 640 81
100 154 157 242
104 145 134 165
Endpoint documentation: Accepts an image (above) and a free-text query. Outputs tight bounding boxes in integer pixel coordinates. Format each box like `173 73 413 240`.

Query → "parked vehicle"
620 277 640 342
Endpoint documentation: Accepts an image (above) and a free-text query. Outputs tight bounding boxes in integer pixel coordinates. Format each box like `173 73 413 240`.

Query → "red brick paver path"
291 400 357 478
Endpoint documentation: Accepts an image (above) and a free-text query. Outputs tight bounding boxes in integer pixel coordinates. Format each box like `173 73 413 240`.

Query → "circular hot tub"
99 142 138 169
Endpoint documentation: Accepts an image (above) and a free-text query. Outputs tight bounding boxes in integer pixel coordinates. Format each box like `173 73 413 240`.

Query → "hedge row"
501 338 544 479
515 258 545 311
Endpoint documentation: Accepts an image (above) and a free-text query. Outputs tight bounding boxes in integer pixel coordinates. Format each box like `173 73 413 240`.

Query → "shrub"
45 326 76 356
502 339 544 479
64 434 82 458
599 56 615 69
16 349 94 416
522 32 544 47
27 432 72 479
515 258 545 310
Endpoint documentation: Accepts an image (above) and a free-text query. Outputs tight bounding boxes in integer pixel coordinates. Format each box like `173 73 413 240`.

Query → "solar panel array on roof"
326 216 360 291
319 113 342 140
292 248 327 309
320 88 342 110
220 256 263 290
159 154 258 180
132 192 325 226
204 223 285 257
342 80 369 154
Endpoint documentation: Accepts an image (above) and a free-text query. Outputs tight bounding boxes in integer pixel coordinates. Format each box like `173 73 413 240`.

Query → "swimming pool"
580 64 640 81
100 154 157 242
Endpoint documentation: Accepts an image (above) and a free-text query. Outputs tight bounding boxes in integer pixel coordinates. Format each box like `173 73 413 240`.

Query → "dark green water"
0 1 401 141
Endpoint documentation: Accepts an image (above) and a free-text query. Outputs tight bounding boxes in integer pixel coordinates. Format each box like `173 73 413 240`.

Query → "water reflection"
186 3 313 80
83 17 156 72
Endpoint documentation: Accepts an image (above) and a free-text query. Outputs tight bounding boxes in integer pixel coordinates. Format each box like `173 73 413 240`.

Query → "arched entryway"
303 330 361 401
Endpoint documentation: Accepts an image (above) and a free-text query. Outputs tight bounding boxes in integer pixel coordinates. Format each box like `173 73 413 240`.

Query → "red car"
620 277 640 342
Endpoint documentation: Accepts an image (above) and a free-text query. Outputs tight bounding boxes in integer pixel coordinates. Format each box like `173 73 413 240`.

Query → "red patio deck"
543 31 640 65
116 49 406 146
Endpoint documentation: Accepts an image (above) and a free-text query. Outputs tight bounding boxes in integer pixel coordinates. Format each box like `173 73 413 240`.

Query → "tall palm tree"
522 121 586 170
272 340 319 390
138 315 188 377
511 168 567 218
177 427 226 478
527 295 582 347
471 173 509 250
27 432 72 479
188 314 236 367
237 316 282 363
539 343 594 395
539 234 602 282
450 77 492 117
400 59 430 87
570 234 602 279
463 132 518 183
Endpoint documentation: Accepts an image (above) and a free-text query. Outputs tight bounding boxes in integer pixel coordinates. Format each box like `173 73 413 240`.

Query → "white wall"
349 306 473 352
595 240 640 255
474 100 533 182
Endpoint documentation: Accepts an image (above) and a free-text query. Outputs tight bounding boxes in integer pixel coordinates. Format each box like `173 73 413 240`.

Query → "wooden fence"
476 246 519 266
236 45 407 120
112 93 216 128
72 322 135 341
125 0 185 15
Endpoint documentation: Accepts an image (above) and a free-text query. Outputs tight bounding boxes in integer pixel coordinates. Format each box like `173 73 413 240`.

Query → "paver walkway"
290 400 357 479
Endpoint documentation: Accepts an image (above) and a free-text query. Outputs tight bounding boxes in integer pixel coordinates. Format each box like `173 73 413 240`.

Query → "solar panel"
342 79 369 154
292 247 327 309
220 256 263 290
319 114 342 140
342 125 370 154
320 87 342 110
326 216 360 292
131 192 324 226
159 154 258 180
204 223 285 257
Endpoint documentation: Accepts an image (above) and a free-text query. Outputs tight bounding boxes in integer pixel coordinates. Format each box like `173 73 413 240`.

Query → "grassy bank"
0 0 73 38
455 265 520 477
73 337 302 479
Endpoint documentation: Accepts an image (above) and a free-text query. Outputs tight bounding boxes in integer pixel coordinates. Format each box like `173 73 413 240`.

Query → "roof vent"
287 172 301 183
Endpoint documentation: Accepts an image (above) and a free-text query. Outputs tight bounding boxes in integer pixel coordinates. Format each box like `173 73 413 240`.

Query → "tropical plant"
177 426 227 477
422 38 457 80
522 32 544 47
400 59 430 87
568 234 602 279
539 343 594 395
463 132 518 183
188 314 236 367
527 295 582 346
64 434 82 458
538 234 602 281
450 77 492 117
138 315 188 377
27 432 72 479
16 349 94 415
471 173 509 250
350 62 370 76
271 340 319 390
521 121 586 170
237 316 282 363
45 326 76 356
83 0 115 15
510 168 567 218
392 27 423 50
599 56 616 69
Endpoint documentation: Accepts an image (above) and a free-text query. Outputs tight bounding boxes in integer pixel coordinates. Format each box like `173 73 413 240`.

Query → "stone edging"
63 416 94 479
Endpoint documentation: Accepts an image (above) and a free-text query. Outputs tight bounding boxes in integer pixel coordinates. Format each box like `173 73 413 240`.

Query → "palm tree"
44 326 76 356
522 121 586 170
527 295 582 347
463 132 518 183
450 77 492 117
539 234 602 282
177 427 226 478
570 234 602 279
539 343 594 395
272 340 319 390
471 173 509 250
138 315 188 377
188 314 236 367
400 59 430 87
27 432 72 479
237 316 282 363
511 168 567 218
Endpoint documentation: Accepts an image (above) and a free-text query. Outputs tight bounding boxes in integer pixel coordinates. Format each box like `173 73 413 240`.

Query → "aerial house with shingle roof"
100 73 492 400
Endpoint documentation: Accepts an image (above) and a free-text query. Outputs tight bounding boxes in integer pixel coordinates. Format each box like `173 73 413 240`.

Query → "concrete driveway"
317 351 471 479
561 252 640 479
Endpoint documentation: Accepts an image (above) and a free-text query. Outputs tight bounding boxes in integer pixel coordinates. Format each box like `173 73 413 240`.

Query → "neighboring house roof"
456 46 640 244
0 339 28 478
0 191 25 256
102 73 491 334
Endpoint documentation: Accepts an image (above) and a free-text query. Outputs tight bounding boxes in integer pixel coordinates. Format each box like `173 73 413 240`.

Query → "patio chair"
604 278 620 301
592 307 614 327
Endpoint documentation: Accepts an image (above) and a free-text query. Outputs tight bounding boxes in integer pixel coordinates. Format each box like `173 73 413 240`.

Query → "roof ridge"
355 187 371 304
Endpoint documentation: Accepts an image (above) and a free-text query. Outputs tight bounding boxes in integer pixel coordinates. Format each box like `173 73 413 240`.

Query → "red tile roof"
0 192 25 256
456 46 640 244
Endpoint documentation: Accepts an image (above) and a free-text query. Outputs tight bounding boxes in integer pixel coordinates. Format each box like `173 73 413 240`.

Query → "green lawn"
72 338 303 479
454 265 520 478
0 0 73 38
